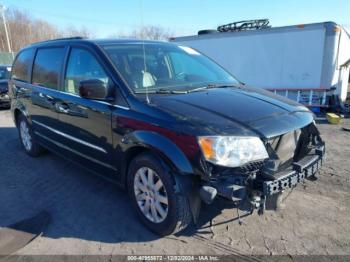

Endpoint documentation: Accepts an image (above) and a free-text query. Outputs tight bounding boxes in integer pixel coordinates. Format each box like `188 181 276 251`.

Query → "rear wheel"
17 114 44 157
127 153 192 235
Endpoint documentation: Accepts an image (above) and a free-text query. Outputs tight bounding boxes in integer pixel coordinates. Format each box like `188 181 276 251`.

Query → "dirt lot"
0 108 350 257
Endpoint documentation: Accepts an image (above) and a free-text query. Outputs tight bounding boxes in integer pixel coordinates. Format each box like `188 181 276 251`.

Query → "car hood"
150 86 314 139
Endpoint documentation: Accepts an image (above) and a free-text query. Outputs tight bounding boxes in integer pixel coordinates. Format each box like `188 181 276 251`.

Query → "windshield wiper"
185 83 241 93
209 83 243 88
135 84 242 95
155 88 188 94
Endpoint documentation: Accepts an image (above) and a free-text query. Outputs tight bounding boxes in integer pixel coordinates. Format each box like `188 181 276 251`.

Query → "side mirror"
79 79 113 101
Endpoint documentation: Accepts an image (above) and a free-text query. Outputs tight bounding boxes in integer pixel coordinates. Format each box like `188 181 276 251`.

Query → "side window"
32 47 65 90
12 49 34 82
64 48 108 94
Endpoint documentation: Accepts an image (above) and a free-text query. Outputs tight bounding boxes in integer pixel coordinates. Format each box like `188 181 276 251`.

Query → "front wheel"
127 153 192 236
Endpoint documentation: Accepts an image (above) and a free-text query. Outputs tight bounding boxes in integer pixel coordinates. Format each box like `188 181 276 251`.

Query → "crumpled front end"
0 81 10 108
199 121 325 214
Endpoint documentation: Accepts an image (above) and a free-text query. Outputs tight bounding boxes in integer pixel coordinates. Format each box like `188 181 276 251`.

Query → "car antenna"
140 0 150 104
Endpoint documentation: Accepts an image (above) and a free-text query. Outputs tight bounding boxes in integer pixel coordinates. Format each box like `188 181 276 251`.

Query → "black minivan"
10 37 325 235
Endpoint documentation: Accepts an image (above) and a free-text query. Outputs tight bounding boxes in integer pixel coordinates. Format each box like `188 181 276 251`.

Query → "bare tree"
0 7 173 53
118 25 174 41
63 24 92 38
0 7 93 52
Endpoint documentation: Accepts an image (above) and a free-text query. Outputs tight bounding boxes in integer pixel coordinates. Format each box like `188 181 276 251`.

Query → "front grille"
277 129 301 165
266 123 319 172
267 129 302 169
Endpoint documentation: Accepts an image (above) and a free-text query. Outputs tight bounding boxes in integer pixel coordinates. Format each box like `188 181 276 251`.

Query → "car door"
54 46 116 175
28 46 67 144
10 48 35 118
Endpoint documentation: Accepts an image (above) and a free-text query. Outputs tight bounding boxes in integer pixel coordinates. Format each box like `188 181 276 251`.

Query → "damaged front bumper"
263 144 325 196
0 93 10 107
199 141 325 214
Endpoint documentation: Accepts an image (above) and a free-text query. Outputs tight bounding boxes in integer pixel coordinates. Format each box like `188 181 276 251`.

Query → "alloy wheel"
20 120 32 151
133 167 169 223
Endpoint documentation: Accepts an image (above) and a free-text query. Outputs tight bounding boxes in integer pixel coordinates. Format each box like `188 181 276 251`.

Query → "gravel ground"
0 108 350 256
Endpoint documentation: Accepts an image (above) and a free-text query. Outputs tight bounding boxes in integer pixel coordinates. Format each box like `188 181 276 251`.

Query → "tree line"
0 7 174 53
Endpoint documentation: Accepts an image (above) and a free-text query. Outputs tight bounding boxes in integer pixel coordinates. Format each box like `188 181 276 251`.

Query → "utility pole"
0 4 14 59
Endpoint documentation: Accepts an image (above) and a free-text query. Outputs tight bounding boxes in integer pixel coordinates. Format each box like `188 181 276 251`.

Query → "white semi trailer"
171 21 350 109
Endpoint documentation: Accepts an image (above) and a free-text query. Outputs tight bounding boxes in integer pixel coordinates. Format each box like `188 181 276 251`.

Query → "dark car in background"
9 37 325 235
0 65 11 108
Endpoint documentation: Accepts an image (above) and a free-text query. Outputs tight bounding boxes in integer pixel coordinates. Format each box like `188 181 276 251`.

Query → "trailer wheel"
198 29 218 35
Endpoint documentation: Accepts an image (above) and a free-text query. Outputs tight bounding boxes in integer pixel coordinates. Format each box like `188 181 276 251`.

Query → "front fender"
122 130 194 175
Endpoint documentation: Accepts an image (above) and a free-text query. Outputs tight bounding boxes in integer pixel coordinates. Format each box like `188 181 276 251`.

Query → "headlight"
198 136 269 167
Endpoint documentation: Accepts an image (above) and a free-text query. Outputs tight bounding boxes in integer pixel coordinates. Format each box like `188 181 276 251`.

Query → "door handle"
46 95 54 102
56 103 70 114
15 86 27 94
39 93 54 102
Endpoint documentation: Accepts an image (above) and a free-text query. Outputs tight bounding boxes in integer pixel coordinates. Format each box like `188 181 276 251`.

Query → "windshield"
102 43 239 93
0 67 11 80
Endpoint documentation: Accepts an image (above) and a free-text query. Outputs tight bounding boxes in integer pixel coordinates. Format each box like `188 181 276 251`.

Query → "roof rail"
31 36 85 45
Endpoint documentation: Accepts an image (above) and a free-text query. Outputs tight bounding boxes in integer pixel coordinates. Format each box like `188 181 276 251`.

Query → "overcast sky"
3 0 350 37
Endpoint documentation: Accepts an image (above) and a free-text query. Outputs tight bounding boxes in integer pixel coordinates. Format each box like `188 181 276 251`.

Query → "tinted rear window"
12 49 34 82
32 47 65 89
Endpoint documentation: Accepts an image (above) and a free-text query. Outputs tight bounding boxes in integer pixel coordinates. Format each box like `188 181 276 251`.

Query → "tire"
17 114 44 157
127 152 192 236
